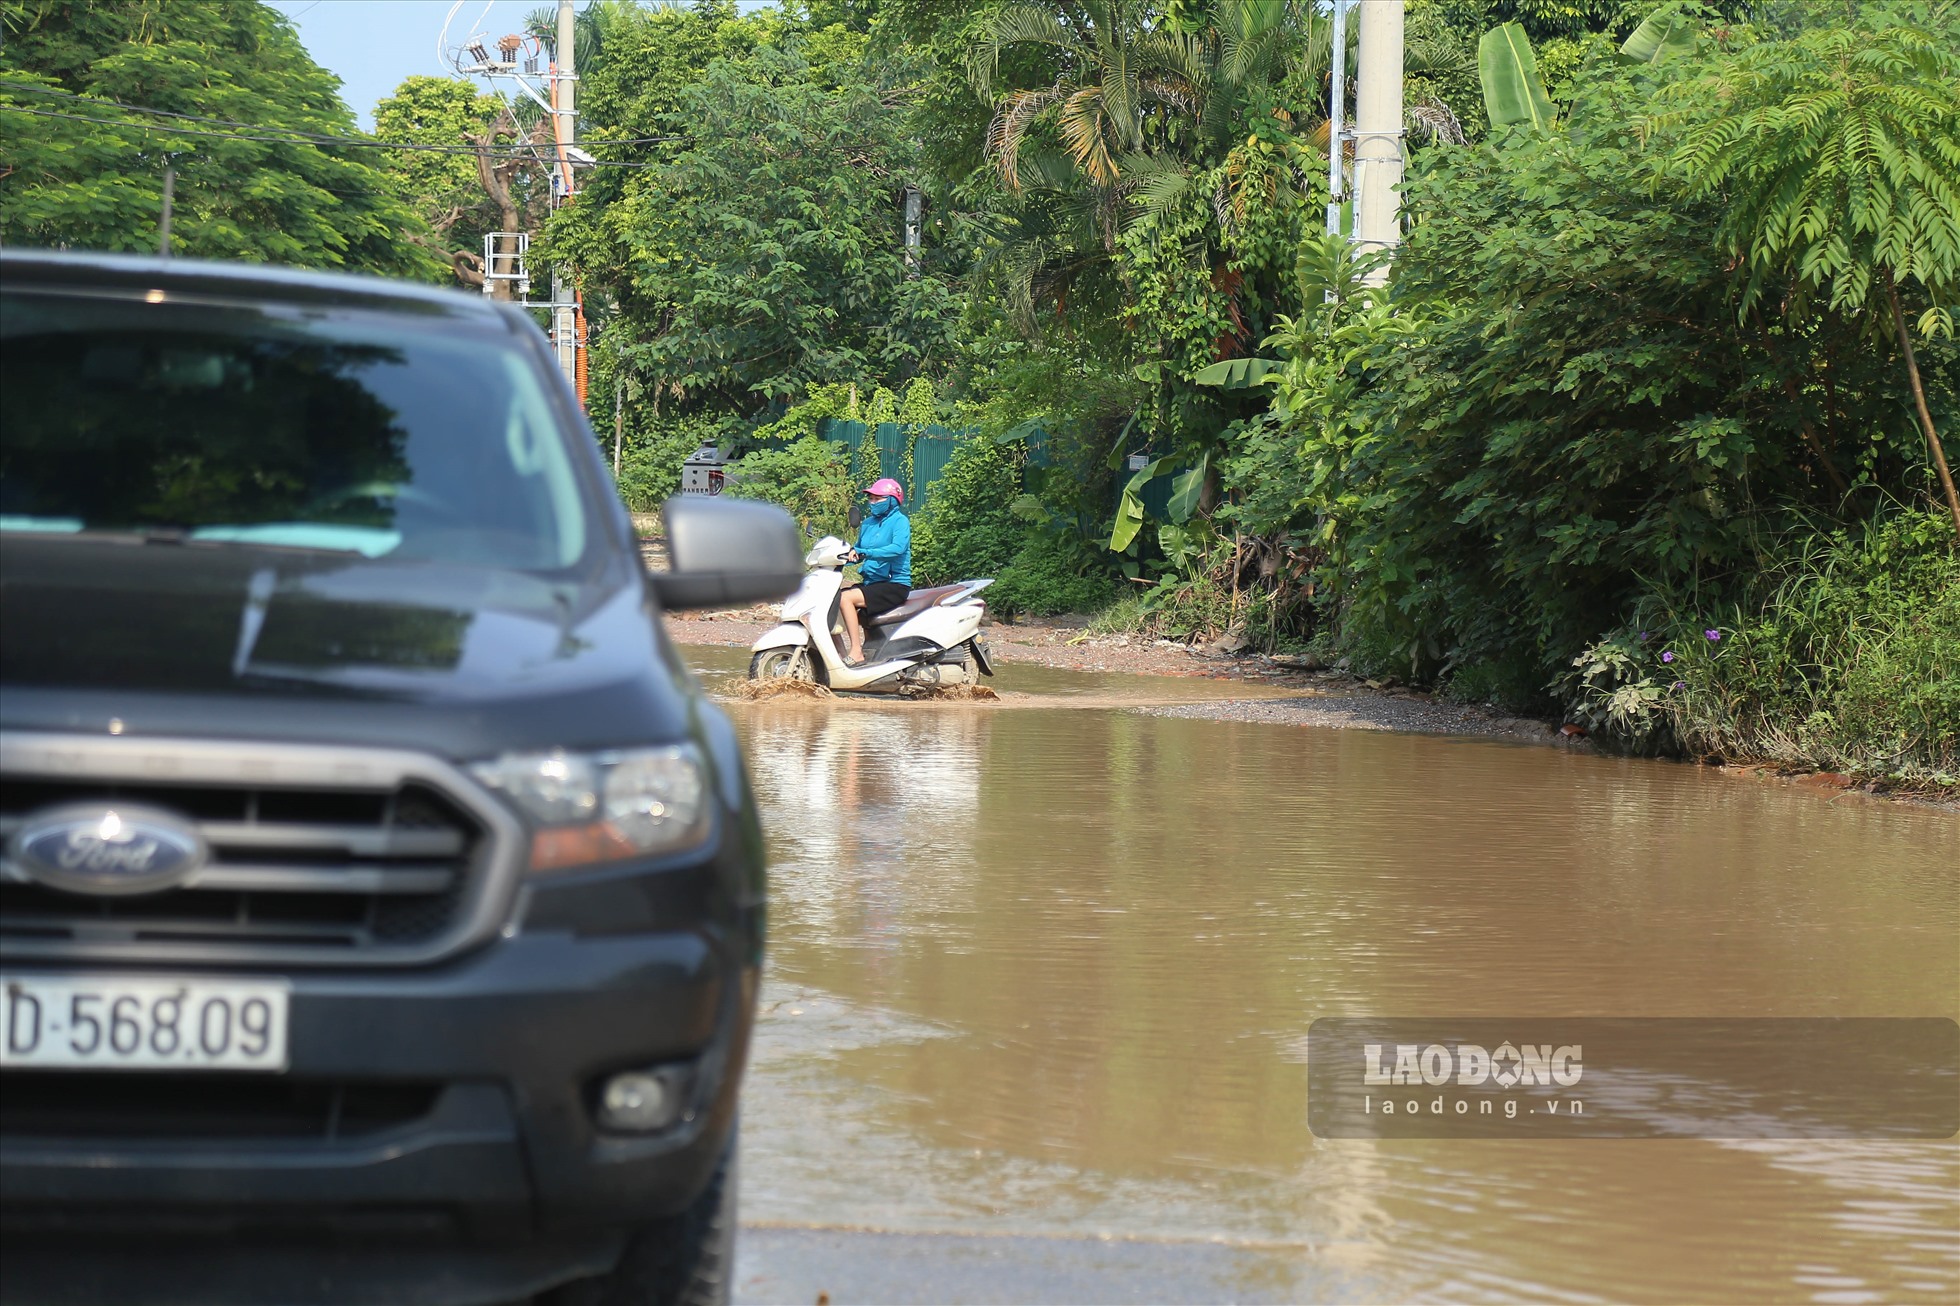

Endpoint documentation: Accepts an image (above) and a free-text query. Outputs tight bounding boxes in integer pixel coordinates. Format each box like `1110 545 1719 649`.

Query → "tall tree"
0 0 438 277
552 46 957 410
372 76 551 294
1658 17 1960 535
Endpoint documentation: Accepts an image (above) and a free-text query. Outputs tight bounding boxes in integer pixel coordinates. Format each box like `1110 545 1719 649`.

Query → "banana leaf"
1166 453 1208 524
1190 357 1282 388
1478 23 1554 134
1619 6 1697 64
1109 455 1173 551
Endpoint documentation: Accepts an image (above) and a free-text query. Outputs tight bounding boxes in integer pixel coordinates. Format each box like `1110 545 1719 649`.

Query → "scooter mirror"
847 504 863 528
804 523 817 540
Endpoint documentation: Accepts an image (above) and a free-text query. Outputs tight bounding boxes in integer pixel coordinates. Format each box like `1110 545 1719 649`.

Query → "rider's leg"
841 588 866 662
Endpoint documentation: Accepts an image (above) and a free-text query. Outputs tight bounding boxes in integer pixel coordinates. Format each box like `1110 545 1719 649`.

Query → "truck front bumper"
0 924 757 1305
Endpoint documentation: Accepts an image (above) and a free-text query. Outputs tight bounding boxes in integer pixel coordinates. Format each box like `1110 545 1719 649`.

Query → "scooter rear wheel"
749 647 816 682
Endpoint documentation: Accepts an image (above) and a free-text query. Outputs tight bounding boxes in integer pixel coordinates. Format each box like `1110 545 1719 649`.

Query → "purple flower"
1672 680 1686 691
1661 651 1675 663
1704 629 1722 642
1638 630 1651 642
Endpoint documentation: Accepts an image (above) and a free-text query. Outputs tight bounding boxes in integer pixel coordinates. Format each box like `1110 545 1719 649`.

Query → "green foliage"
371 76 528 288
727 435 854 537
752 382 864 445
911 436 1021 584
1479 22 1557 132
850 421 884 491
0 0 439 276
610 411 736 513
1654 18 1960 323
1311 57 1948 682
1556 630 1675 750
1619 4 1699 64
993 534 1121 616
1564 508 1959 783
1653 11 1960 529
549 38 960 419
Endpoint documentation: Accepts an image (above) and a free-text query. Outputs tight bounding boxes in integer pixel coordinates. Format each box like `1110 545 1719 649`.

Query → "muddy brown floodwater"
683 647 1960 1303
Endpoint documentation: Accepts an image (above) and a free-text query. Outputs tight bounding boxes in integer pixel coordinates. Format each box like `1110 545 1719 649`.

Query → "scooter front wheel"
749 646 816 682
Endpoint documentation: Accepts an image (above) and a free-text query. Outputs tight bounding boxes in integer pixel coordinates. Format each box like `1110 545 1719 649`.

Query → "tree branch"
405 231 485 289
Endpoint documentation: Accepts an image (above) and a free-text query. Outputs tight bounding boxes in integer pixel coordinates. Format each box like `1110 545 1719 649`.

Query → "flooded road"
687 648 1960 1303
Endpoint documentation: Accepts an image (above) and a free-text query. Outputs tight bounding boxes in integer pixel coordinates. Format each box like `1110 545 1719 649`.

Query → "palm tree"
968 1 1202 193
969 2 1468 283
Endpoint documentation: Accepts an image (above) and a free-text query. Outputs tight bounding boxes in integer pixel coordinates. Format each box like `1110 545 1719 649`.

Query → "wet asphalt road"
733 1227 1312 1305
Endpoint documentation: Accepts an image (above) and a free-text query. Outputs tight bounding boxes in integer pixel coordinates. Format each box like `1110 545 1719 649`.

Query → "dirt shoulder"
661 605 1576 747
647 538 1948 804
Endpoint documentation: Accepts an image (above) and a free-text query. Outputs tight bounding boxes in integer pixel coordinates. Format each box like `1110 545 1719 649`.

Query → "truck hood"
0 536 700 758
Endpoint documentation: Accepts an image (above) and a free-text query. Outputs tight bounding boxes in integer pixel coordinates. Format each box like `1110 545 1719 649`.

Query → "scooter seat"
868 583 971 627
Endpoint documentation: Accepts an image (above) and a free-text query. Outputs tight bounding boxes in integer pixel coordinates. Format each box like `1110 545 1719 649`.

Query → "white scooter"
748 533 995 694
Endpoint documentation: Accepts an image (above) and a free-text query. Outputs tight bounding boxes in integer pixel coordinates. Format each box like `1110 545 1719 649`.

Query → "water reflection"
716 658 1960 1301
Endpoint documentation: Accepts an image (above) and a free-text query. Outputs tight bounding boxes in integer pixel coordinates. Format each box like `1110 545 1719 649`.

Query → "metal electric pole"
1352 0 1406 281
450 0 587 403
1325 0 1349 237
550 0 579 395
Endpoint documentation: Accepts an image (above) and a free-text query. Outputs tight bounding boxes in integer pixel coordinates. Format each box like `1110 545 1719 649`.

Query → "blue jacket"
855 507 911 586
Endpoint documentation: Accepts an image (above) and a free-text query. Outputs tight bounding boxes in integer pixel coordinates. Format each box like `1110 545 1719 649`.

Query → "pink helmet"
863 477 904 505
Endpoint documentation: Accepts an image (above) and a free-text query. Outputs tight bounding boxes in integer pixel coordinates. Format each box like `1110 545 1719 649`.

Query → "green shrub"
726 436 853 537
993 534 1121 616
1562 508 1959 786
1089 591 1152 634
912 436 1021 585
614 439 679 514
1442 656 1550 712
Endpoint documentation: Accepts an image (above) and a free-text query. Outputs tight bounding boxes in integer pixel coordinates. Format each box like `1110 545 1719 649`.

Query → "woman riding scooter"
841 477 910 665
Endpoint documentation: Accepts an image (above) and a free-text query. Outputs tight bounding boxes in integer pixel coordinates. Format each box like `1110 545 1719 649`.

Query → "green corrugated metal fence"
816 419 967 516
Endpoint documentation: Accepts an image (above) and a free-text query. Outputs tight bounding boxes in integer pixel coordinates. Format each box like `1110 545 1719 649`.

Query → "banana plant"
1188 356 1283 388
1481 4 1697 136
1478 22 1555 134
1109 451 1213 551
1619 4 1698 65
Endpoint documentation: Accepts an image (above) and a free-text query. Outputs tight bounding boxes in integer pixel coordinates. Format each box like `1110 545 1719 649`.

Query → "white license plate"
1 975 289 1071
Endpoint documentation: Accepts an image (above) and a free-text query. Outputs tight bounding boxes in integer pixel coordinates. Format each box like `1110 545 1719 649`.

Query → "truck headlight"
470 745 710 872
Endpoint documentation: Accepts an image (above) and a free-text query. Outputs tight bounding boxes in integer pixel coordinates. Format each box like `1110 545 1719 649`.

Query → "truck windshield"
0 291 590 571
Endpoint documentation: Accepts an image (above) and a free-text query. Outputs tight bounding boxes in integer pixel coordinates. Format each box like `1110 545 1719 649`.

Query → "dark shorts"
855 581 909 621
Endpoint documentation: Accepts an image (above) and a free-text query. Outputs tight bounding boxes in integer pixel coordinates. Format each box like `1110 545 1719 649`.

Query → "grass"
1651 509 1958 789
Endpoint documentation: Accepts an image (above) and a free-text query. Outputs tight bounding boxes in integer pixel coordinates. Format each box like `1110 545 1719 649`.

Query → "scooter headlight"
470 745 711 872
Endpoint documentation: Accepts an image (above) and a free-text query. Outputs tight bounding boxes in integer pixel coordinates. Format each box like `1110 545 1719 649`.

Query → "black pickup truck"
0 250 800 1305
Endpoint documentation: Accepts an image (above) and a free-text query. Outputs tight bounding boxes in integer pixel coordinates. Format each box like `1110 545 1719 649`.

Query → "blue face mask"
867 497 895 520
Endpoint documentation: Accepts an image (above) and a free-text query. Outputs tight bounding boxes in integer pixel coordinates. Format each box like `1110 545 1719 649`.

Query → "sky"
270 1 771 130
270 1 549 129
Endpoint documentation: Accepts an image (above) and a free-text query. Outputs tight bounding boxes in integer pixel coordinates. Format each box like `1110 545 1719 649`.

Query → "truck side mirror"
648 496 802 611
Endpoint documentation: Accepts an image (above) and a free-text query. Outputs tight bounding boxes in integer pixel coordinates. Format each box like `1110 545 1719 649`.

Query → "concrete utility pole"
1352 0 1406 282
903 184 922 276
550 0 578 391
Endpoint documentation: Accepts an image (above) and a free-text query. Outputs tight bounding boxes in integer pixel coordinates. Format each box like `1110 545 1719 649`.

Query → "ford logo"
7 805 206 896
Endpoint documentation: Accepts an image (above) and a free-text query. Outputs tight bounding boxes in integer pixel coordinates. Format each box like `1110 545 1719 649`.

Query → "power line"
0 103 667 166
0 81 677 157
